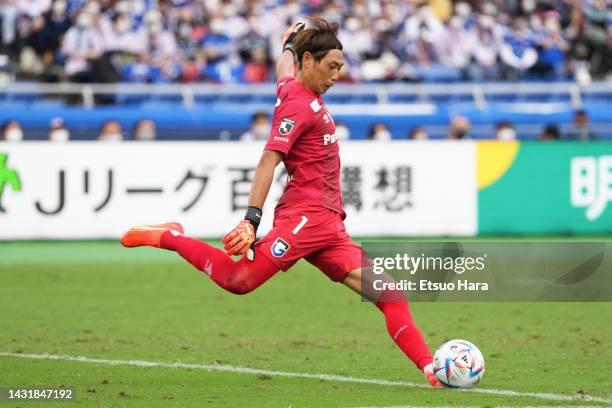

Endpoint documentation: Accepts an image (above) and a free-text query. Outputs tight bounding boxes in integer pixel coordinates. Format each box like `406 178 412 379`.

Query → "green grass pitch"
1 239 611 407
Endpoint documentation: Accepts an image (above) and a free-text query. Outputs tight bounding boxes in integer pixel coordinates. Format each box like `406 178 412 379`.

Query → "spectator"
60 9 104 82
132 119 157 140
1 120 23 141
467 15 501 80
448 116 470 139
0 1 19 51
145 9 179 81
538 123 561 141
566 110 597 140
338 16 375 78
98 120 123 141
201 16 233 82
529 13 568 80
494 120 516 140
409 126 429 140
25 0 71 73
240 112 270 141
335 121 350 141
105 13 146 55
500 18 538 79
437 16 471 75
47 117 69 141
368 122 392 141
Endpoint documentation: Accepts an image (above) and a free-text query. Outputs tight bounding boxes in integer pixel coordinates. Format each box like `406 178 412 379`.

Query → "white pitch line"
1 352 611 405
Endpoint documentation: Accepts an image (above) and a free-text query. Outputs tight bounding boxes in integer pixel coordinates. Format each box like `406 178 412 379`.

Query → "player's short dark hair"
294 17 343 69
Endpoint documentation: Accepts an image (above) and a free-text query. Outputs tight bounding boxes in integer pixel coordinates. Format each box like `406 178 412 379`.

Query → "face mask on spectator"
481 2 498 16
412 130 428 140
479 15 494 29
253 124 271 139
374 18 392 33
101 133 122 141
522 0 536 13
116 18 131 33
455 2 471 18
373 131 391 141
115 1 129 14
52 0 67 15
450 17 463 30
497 128 516 140
335 125 349 140
179 23 192 38
545 18 560 34
49 129 69 141
77 13 93 28
345 17 361 33
530 15 543 31
85 1 100 15
209 19 224 34
223 4 237 17
248 17 259 30
4 128 23 141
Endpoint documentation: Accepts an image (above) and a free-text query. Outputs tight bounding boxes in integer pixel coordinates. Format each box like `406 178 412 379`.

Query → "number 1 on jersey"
292 216 309 235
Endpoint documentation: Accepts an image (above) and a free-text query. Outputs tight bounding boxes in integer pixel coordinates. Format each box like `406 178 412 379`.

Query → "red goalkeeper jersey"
265 76 345 219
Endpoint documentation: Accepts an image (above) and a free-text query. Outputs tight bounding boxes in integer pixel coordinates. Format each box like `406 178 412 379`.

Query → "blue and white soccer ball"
432 339 485 388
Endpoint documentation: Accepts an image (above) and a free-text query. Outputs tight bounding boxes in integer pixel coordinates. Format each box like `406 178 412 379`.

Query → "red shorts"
255 205 365 282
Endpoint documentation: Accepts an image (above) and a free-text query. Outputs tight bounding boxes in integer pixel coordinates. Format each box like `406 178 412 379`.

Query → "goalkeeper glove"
222 206 262 260
282 21 305 56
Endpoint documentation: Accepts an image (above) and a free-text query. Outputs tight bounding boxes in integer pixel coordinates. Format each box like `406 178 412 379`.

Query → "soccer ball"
432 339 485 388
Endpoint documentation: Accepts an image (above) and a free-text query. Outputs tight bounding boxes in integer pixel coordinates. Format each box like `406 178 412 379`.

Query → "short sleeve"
265 99 312 155
276 76 294 96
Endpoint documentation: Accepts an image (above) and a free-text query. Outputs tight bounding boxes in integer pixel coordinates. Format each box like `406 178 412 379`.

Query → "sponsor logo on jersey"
310 99 322 113
279 118 295 135
271 237 290 257
323 133 338 145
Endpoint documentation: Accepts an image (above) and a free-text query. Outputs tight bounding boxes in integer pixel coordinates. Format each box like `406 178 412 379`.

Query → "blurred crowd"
0 109 599 141
0 0 610 84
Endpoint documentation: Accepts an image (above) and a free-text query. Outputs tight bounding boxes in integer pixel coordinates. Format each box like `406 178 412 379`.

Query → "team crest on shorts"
271 237 290 257
279 118 295 135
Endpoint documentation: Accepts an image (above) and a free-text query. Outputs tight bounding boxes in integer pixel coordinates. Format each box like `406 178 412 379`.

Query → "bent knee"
224 274 255 295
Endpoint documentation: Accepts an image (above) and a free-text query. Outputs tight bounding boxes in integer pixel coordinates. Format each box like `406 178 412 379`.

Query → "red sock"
376 291 433 371
160 232 278 295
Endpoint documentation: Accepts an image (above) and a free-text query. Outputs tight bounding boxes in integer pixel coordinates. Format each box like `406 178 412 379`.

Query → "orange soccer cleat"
423 363 444 388
120 222 184 248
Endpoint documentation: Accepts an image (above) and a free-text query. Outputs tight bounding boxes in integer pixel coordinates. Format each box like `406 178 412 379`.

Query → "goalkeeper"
121 17 441 388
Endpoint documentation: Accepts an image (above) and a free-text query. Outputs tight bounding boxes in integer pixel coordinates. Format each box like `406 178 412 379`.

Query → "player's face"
310 49 344 95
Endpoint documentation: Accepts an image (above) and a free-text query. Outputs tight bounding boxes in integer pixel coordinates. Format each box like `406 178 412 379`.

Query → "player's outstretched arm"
276 50 296 79
276 22 305 79
222 150 283 258
249 149 284 210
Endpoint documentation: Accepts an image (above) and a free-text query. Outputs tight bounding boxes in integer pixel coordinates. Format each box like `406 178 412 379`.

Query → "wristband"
282 22 305 56
283 42 296 56
244 206 263 233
